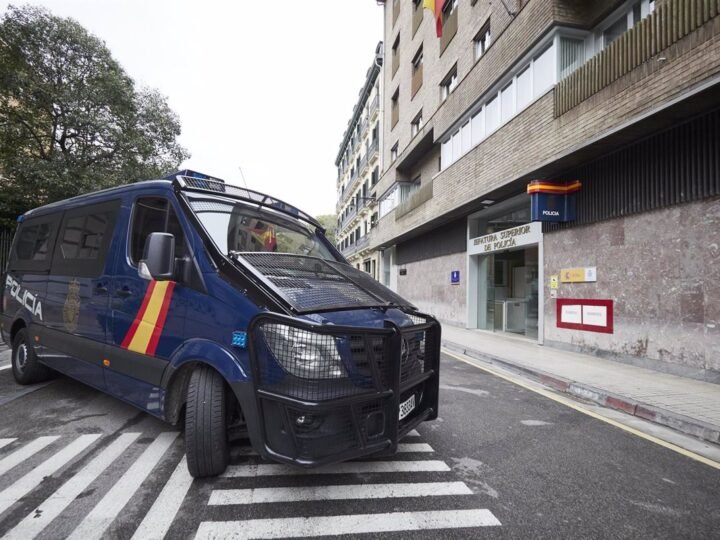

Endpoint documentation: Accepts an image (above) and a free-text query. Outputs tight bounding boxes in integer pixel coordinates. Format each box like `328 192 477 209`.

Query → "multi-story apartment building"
335 43 384 278
372 0 720 381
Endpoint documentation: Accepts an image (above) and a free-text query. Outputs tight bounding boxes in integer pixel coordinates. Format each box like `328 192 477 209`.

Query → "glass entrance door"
479 246 539 338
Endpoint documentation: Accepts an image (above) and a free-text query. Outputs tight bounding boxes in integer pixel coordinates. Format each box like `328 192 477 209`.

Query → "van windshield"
186 195 337 261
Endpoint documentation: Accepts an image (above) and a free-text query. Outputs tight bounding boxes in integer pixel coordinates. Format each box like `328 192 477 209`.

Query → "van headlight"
261 325 347 379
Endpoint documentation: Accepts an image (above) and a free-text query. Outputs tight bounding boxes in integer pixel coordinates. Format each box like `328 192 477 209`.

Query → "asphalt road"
0 348 718 539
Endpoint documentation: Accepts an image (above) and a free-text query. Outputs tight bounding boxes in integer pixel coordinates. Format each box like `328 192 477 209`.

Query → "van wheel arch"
10 319 26 344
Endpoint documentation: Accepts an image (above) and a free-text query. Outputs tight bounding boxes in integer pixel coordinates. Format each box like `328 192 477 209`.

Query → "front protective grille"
249 312 440 465
238 253 414 313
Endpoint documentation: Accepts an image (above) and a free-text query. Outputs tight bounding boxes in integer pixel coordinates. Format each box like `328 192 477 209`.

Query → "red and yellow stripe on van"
121 280 175 356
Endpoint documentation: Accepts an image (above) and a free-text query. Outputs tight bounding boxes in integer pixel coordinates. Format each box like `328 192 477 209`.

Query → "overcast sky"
0 0 383 217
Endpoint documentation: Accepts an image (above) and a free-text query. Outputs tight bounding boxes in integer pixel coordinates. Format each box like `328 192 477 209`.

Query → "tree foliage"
315 214 337 245
0 5 189 228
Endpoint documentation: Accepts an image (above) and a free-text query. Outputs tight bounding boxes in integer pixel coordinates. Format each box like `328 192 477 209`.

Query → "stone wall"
543 197 720 382
397 252 467 325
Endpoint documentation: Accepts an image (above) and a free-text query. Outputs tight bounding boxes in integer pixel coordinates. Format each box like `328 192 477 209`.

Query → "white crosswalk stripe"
0 434 100 507
0 437 17 451
223 459 451 478
0 430 501 538
397 442 434 452
4 432 140 540
0 435 59 477
209 481 473 505
67 431 179 540
195 509 502 539
131 456 194 540
0 364 11 371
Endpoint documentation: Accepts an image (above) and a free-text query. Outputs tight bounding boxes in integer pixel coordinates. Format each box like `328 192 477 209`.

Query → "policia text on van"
0 171 441 477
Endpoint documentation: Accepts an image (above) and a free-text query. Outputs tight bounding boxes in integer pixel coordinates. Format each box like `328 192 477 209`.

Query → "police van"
0 171 440 477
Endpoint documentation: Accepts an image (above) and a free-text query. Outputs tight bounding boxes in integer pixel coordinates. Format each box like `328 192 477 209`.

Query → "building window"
391 35 400 77
474 22 491 61
390 142 399 162
440 65 458 101
411 110 423 137
399 177 421 204
442 0 458 23
532 43 555 96
371 166 379 185
391 88 399 129
411 45 423 98
598 0 656 49
559 37 585 80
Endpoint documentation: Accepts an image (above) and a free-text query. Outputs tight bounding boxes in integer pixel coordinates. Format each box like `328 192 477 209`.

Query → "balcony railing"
360 118 369 138
368 138 379 164
370 94 379 121
555 0 720 117
355 235 369 251
359 154 369 177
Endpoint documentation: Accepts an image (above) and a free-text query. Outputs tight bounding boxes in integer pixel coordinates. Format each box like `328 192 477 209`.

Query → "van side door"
106 196 189 409
42 200 120 387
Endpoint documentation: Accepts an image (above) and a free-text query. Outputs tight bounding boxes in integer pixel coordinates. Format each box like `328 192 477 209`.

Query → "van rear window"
8 214 62 272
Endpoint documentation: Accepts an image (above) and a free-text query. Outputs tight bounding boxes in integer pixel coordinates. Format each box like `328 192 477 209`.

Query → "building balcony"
370 94 379 122
359 154 369 177
555 0 719 117
360 118 369 138
368 138 379 165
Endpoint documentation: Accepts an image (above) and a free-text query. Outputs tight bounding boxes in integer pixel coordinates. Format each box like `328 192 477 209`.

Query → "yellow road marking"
442 348 720 471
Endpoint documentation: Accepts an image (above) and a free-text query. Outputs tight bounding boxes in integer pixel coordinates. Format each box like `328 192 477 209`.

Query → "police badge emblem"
63 279 81 332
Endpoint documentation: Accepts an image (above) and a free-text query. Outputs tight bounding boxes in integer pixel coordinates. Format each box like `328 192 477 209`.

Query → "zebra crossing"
0 429 501 539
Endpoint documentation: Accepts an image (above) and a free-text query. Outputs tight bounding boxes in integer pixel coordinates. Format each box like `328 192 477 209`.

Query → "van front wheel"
185 365 229 478
12 329 52 385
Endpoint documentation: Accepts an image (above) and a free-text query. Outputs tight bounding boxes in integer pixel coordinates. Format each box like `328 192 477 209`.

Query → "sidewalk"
441 325 720 446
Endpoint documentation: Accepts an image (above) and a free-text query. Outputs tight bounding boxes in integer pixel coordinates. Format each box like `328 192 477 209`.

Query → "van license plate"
399 394 416 420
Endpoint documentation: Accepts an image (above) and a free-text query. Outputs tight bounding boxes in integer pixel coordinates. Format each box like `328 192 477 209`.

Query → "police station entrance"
466 200 543 343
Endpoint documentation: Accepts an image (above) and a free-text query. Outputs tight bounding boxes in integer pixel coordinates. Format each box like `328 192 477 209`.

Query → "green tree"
0 5 189 228
316 214 337 245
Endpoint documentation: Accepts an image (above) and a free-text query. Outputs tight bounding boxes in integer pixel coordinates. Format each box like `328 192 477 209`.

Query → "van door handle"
115 288 133 298
94 284 108 295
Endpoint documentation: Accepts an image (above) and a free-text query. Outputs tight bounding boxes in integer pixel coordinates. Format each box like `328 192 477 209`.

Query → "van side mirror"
139 232 175 280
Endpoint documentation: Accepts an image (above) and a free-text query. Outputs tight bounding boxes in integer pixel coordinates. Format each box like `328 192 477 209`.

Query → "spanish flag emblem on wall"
121 280 175 356
424 0 446 38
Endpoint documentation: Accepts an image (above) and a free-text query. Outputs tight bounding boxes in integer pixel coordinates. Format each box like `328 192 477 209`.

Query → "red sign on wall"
556 298 614 334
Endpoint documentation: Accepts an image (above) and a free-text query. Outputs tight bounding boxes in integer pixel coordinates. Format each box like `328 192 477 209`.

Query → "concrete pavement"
442 324 720 446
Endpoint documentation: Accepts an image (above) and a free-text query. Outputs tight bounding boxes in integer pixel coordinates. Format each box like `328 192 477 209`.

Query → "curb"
442 340 720 446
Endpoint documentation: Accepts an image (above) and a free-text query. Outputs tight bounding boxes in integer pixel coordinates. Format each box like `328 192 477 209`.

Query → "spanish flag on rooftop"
424 0 446 38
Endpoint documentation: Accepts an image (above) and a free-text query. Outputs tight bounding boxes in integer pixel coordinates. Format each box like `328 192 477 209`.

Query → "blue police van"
0 171 440 477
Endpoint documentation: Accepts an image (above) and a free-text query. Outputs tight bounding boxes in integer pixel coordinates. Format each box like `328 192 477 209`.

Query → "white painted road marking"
4 432 140 540
0 434 100 507
0 364 11 371
131 456 194 540
209 481 473 505
223 460 451 478
407 429 420 436
67 431 179 540
0 438 17 451
195 509 502 539
0 436 59 477
398 442 434 453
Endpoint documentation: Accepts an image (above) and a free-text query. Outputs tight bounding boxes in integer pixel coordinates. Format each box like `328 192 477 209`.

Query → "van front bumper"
247 312 441 467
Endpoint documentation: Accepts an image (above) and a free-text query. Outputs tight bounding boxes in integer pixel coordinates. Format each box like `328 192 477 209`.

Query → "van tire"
12 329 52 385
185 365 229 478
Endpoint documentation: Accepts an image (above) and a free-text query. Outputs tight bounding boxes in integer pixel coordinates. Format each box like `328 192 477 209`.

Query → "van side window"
8 214 61 272
51 200 120 278
130 197 187 265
